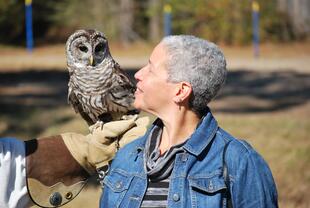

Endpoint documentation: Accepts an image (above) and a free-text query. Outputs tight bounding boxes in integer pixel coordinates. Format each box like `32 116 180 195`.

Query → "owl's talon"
89 121 104 133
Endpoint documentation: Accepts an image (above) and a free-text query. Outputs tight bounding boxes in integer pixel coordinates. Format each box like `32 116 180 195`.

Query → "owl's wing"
68 91 95 125
101 83 135 113
100 61 136 114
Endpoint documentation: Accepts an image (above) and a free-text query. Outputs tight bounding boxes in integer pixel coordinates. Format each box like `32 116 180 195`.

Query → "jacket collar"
139 110 218 157
183 111 218 156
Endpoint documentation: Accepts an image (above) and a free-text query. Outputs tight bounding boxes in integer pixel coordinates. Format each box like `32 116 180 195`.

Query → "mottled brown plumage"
66 29 136 125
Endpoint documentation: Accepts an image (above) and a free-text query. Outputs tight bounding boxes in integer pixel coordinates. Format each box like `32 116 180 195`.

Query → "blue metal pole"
25 0 33 52
252 1 259 58
164 4 172 36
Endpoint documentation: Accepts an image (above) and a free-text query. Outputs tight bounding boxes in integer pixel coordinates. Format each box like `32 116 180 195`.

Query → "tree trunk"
119 0 137 45
277 0 310 38
148 0 161 42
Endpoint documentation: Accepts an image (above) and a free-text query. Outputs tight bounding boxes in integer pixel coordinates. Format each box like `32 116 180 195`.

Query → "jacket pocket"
102 169 134 207
188 173 227 208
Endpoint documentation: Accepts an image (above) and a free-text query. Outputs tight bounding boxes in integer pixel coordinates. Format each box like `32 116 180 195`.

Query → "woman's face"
134 43 177 115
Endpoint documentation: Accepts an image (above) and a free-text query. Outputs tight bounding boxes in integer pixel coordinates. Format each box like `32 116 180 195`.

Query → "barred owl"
66 29 136 125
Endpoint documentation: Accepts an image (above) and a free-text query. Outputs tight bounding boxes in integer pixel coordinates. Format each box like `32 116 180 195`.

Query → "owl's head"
66 29 110 69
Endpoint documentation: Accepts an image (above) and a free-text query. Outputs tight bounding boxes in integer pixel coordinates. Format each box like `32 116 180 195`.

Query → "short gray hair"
161 35 227 116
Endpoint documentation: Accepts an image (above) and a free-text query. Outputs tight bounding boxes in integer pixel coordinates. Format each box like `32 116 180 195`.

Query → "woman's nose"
134 67 144 81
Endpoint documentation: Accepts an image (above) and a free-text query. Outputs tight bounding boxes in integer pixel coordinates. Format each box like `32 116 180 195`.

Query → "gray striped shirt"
140 178 170 208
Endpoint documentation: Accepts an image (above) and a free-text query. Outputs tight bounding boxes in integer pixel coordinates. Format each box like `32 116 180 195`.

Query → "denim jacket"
100 112 278 208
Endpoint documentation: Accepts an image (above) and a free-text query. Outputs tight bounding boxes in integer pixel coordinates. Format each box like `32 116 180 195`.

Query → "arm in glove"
26 113 154 207
61 114 142 175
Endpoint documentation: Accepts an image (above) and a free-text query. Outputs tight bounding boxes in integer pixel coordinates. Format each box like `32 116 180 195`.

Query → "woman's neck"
158 109 201 154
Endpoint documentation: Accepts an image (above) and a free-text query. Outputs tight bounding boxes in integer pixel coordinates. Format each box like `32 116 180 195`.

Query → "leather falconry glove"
26 113 154 208
62 114 140 174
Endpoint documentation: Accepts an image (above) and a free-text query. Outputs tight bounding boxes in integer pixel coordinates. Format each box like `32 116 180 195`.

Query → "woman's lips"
135 84 143 93
135 87 142 96
135 88 142 94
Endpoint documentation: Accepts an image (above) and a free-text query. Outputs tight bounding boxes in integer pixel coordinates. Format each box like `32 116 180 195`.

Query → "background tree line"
0 0 309 46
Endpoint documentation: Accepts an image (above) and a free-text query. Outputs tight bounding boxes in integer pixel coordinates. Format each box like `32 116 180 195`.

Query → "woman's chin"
134 102 149 113
133 101 141 110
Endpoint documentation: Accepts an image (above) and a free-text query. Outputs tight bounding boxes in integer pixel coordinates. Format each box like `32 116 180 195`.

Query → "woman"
100 35 278 208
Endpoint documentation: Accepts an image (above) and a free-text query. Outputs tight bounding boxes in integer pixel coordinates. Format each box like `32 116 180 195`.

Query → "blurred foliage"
170 0 295 44
0 0 25 44
0 0 308 45
49 0 120 41
0 0 60 44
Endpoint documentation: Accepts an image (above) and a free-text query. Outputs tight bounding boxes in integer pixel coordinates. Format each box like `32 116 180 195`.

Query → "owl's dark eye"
79 45 88 52
95 43 105 53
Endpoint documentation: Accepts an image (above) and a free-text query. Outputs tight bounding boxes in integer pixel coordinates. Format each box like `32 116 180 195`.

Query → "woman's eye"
79 45 88 52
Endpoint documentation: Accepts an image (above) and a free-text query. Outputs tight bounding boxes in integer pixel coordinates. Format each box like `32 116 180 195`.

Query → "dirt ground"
0 42 309 207
0 41 310 72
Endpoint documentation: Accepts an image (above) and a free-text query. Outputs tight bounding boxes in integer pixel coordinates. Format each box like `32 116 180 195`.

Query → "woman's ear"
173 82 192 104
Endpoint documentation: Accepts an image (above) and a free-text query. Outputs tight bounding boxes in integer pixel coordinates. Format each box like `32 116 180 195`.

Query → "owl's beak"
89 55 94 66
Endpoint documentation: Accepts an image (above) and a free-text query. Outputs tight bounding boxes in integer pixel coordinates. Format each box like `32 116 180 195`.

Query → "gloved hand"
62 114 152 175
26 113 155 207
